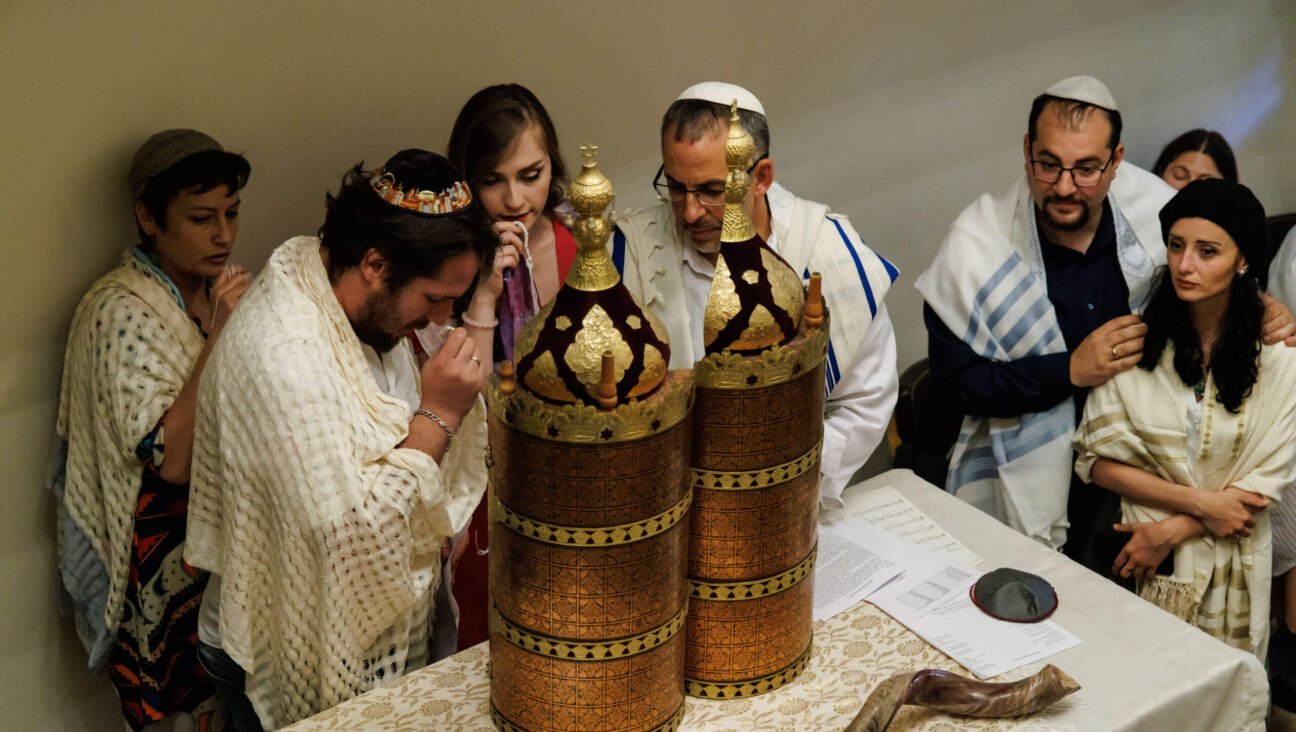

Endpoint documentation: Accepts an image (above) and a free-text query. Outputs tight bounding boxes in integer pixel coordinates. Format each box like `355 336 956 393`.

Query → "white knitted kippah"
1043 75 1119 112
674 81 765 115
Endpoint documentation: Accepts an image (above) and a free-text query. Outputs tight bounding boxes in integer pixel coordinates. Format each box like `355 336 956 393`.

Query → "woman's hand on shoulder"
209 264 250 337
1193 486 1268 538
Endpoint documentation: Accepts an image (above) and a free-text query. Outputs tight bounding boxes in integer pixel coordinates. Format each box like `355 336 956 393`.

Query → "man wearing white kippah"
916 76 1294 576
614 81 900 510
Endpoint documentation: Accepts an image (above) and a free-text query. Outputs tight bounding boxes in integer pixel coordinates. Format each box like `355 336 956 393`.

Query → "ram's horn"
845 664 1080 732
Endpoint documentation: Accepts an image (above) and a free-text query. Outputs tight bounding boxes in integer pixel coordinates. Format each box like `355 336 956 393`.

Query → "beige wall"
2 1 1292 727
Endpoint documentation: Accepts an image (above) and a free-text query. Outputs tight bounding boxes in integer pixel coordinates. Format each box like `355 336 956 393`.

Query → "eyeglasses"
652 156 767 206
1030 155 1114 187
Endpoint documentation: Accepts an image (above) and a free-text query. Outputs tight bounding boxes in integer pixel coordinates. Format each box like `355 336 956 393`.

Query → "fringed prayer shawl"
56 248 205 665
614 182 897 375
915 164 1172 547
186 236 488 729
1075 345 1296 660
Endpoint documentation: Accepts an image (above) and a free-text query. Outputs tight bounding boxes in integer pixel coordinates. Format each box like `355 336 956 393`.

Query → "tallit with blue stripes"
915 164 1172 546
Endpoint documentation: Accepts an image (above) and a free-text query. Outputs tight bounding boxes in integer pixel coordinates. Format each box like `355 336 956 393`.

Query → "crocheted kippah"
128 128 224 198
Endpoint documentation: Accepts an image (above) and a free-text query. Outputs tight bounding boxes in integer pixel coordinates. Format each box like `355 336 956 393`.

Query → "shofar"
844 665 1080 732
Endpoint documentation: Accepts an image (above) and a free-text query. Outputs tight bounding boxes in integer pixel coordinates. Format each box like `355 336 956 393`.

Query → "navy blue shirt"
925 200 1127 422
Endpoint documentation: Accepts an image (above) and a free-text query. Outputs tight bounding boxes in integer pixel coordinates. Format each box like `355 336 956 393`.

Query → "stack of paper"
814 487 1079 678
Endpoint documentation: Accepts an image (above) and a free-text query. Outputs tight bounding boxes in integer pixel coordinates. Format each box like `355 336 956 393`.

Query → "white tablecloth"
284 469 1267 732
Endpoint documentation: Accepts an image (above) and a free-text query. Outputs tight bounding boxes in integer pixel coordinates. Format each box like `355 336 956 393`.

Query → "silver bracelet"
414 408 455 449
460 313 499 329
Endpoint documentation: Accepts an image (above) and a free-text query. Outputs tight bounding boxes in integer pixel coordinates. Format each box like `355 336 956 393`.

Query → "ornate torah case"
683 104 829 698
488 147 693 732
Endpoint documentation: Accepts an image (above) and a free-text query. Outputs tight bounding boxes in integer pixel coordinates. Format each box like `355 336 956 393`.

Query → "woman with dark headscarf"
54 129 251 729
1074 179 1296 660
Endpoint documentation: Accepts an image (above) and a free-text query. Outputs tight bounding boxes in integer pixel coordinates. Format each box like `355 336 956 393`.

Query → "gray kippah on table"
971 567 1059 622
128 128 224 198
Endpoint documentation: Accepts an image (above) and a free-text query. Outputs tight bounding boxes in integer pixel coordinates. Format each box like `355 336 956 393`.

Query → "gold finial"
565 144 620 291
720 99 757 243
509 143 672 406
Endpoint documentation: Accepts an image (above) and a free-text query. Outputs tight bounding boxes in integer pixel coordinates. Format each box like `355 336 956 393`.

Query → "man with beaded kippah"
185 150 498 730
614 81 901 511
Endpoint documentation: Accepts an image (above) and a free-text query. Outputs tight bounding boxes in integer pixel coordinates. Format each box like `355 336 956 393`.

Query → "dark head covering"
971 568 1058 623
1159 178 1269 284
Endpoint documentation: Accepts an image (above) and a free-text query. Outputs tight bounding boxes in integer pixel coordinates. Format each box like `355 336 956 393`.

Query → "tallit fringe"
1138 575 1200 622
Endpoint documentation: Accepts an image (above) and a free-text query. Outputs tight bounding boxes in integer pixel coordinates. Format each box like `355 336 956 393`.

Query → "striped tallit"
915 164 1171 547
1075 344 1296 660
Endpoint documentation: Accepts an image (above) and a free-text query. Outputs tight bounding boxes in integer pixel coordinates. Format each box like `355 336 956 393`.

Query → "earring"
1237 267 1249 276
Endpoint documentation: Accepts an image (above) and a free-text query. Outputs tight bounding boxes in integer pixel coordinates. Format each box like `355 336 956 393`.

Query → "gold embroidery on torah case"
487 145 692 732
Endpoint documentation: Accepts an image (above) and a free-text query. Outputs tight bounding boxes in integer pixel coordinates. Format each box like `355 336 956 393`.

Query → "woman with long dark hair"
414 84 577 651
417 83 575 365
1074 179 1296 660
1152 129 1238 190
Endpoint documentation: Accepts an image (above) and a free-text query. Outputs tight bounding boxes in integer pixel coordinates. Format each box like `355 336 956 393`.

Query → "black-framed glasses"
1030 155 1114 187
652 155 768 206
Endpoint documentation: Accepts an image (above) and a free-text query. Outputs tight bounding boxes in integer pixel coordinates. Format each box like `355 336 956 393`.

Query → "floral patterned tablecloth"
285 469 1266 732
283 599 1071 732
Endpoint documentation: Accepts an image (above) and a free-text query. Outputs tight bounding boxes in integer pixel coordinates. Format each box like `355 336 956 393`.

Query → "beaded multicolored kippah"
369 168 473 216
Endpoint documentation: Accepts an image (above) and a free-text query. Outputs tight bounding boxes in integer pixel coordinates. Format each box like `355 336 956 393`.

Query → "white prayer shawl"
186 236 487 729
1267 226 1296 311
1267 226 1296 577
615 182 897 377
915 164 1173 547
56 249 204 646
1075 345 1296 660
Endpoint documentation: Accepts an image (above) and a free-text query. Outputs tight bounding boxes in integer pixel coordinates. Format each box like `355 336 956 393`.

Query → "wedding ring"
471 356 481 364
1111 346 1119 360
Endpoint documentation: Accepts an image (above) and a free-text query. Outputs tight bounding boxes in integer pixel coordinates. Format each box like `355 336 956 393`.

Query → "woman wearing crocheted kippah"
52 129 251 731
415 84 578 651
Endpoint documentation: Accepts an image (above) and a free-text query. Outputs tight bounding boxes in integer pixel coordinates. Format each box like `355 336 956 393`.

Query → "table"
284 469 1267 731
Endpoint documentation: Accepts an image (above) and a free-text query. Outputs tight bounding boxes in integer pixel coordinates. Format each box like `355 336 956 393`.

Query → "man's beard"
352 288 411 353
680 216 722 255
1038 196 1092 232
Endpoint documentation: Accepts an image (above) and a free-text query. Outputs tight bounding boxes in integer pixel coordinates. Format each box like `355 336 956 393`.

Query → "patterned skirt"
106 473 220 731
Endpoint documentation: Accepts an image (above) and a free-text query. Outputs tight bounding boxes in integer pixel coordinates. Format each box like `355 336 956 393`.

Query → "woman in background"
54 129 251 729
1152 129 1238 190
1074 179 1296 661
418 83 576 650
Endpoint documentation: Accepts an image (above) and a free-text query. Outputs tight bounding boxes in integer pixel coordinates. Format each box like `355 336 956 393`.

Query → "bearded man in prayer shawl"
1075 179 1296 663
614 81 900 509
916 76 1294 567
185 150 496 730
